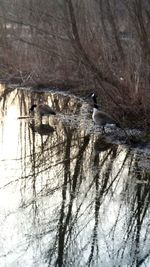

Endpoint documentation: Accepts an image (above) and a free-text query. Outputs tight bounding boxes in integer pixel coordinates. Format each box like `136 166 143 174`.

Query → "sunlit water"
0 88 150 267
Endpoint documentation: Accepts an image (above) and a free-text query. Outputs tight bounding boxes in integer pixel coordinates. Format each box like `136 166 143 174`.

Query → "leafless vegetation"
0 0 150 126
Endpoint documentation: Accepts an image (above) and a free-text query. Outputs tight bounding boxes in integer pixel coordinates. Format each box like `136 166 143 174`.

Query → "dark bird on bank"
29 104 56 116
29 104 56 121
89 93 121 133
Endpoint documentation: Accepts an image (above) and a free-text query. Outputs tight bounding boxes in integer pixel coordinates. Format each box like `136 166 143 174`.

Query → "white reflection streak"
0 105 19 160
0 105 21 209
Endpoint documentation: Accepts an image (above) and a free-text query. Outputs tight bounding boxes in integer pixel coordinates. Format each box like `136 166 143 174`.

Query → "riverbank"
0 83 150 148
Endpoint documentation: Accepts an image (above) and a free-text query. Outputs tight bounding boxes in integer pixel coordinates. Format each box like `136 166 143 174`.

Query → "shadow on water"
0 87 150 267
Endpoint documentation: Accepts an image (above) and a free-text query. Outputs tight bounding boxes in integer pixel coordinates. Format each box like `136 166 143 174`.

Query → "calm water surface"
0 88 150 267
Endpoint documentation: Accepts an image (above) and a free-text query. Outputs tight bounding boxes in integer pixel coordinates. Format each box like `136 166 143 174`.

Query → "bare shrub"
0 0 150 127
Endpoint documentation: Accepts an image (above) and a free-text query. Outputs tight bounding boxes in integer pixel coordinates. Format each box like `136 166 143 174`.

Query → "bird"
89 93 121 133
29 104 56 122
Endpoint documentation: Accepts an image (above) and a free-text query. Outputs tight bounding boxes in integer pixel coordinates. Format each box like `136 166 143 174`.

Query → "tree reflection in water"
0 88 150 267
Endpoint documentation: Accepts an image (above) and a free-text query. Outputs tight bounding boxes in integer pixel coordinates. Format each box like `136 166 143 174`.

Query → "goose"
89 93 121 133
29 104 56 121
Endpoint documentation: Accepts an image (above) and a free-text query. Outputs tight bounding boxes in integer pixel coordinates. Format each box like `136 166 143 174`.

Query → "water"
0 88 150 267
